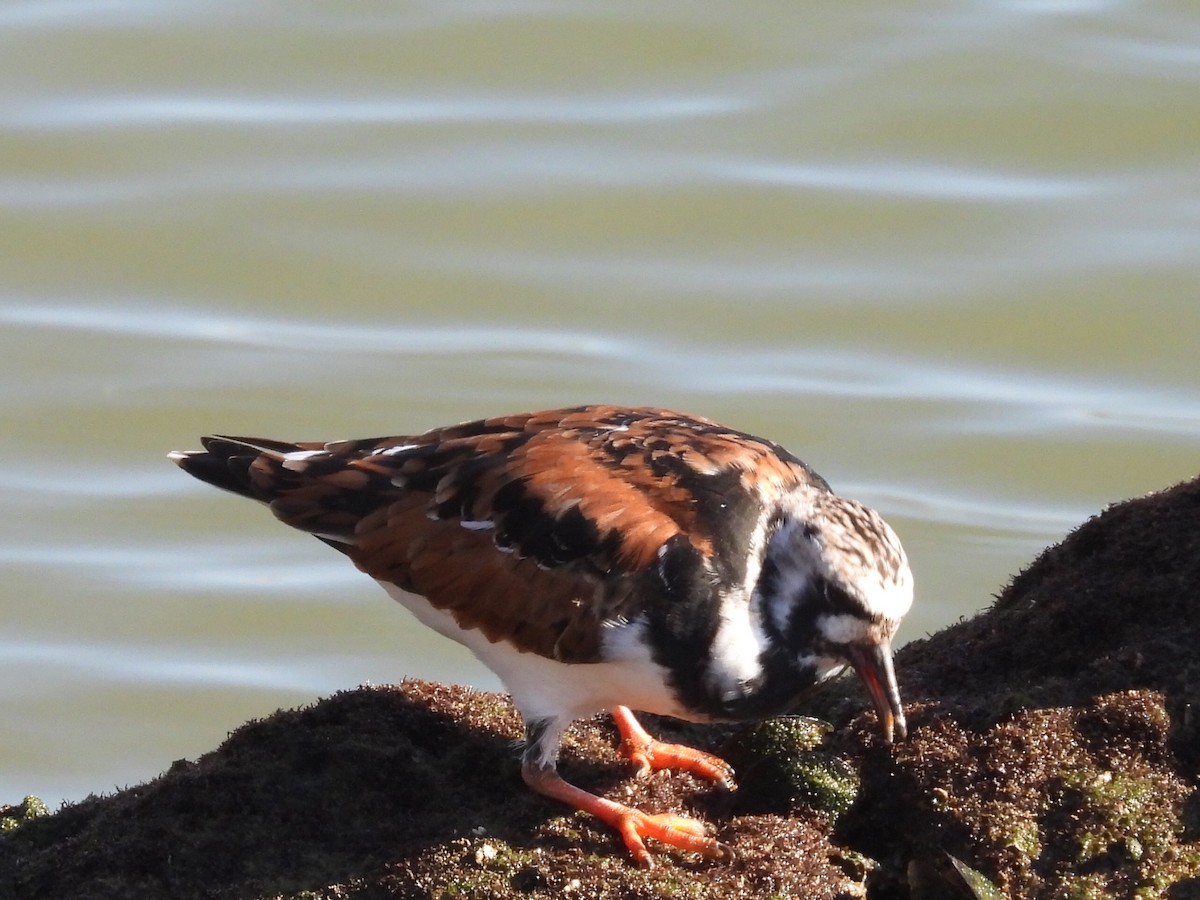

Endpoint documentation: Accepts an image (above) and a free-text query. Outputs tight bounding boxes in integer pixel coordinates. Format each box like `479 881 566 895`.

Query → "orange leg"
522 760 732 868
611 706 736 791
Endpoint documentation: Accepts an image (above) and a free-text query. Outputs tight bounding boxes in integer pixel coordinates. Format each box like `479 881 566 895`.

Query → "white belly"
377 581 689 724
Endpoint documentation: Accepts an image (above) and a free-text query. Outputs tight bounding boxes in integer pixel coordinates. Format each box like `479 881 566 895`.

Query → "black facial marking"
783 580 826 652
713 649 825 721
639 533 827 721
755 553 783 620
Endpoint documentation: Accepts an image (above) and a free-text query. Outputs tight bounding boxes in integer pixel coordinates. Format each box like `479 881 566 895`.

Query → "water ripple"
0 640 346 694
0 300 628 357
5 302 1198 441
5 93 746 131
0 146 1100 208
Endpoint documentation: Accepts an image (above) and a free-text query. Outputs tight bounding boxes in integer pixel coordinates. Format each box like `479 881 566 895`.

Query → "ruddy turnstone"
170 405 912 867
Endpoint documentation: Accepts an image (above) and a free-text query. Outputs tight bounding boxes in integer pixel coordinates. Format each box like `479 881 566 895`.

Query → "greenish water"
1 2 1197 806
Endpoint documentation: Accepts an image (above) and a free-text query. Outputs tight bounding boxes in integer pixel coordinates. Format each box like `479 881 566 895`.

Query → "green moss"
0 796 50 833
725 717 860 819
792 754 860 817
736 716 832 755
1060 770 1176 863
1039 766 1200 895
1061 874 1112 900
1001 817 1041 860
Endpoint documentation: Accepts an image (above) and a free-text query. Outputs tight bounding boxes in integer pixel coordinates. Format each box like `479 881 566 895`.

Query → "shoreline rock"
3 478 1200 898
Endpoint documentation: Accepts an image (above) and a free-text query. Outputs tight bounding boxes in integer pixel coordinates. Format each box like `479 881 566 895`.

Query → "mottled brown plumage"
193 406 826 662
171 404 911 867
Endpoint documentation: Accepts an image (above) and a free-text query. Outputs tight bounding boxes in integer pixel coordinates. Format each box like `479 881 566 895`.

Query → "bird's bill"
845 641 907 743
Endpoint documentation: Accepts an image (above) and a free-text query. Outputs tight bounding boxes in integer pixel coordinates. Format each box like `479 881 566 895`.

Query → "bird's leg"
611 706 736 791
521 717 732 868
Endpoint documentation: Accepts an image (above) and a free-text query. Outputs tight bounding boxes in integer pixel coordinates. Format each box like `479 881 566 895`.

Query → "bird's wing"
176 405 825 662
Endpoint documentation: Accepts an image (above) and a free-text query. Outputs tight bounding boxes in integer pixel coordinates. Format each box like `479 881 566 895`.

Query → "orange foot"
611 705 736 790
522 761 733 868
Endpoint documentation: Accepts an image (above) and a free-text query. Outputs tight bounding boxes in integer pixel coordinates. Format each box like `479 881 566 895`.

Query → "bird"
169 404 912 867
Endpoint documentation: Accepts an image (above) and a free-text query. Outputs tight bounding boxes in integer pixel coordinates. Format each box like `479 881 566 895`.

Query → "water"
1 1 1198 807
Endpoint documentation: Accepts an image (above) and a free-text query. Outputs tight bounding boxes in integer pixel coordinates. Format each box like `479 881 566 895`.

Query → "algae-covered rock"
3 477 1200 898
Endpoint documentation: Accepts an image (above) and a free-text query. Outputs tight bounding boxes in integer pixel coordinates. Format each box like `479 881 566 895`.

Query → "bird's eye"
803 523 819 540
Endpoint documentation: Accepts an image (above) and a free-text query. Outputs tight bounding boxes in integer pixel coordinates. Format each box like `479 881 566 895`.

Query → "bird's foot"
522 760 732 868
611 705 736 791
610 807 733 869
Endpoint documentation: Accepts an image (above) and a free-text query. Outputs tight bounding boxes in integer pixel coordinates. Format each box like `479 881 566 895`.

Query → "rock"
3 478 1200 898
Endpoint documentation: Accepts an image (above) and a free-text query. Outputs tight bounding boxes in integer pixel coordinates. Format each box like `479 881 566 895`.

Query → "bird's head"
759 489 913 742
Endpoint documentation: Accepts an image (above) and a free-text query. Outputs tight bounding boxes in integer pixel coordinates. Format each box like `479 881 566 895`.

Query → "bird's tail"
169 436 401 549
168 435 314 501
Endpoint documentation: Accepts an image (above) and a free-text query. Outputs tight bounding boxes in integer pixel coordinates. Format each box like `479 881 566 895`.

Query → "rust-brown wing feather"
177 406 827 662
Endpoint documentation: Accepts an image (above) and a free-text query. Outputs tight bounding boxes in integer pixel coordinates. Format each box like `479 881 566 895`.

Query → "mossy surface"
725 718 861 820
0 797 49 834
4 477 1200 898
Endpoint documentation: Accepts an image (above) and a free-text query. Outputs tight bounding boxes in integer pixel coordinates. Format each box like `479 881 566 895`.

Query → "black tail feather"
169 435 302 501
